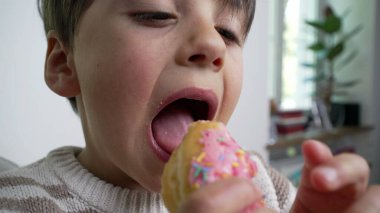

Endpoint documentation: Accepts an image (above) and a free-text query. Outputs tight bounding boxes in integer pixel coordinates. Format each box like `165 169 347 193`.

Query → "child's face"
71 0 246 191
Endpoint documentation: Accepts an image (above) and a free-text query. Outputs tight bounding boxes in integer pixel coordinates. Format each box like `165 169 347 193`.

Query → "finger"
255 208 278 213
299 140 334 189
178 178 262 213
345 185 380 213
310 153 369 193
302 140 333 170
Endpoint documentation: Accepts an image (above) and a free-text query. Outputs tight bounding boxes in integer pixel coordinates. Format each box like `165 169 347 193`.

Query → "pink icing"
189 126 258 188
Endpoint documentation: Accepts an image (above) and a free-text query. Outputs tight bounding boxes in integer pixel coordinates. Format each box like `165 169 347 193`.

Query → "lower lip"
147 126 170 162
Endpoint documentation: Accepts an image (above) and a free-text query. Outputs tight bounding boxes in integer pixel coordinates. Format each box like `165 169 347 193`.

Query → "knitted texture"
250 151 296 212
250 153 296 212
0 147 167 213
0 147 295 212
269 167 297 212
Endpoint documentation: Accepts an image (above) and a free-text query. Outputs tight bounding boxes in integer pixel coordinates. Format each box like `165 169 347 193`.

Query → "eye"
129 11 177 27
216 27 241 46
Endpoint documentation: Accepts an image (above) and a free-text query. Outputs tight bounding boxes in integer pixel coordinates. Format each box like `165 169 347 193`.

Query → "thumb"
255 208 278 213
178 178 262 213
302 140 333 170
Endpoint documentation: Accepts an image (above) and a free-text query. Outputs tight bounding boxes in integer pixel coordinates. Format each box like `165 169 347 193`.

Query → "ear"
44 31 80 97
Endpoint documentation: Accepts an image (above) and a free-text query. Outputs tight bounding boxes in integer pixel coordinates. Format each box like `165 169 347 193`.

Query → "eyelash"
130 12 240 45
130 12 176 25
216 27 240 45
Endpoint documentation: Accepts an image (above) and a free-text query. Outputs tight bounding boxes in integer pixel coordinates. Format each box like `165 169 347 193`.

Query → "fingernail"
318 166 338 183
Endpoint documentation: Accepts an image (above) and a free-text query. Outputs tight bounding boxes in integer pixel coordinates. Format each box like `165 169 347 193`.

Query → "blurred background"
0 1 85 166
1 0 379 184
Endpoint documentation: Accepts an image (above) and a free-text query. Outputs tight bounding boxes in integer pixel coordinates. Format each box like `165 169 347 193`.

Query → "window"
270 0 320 110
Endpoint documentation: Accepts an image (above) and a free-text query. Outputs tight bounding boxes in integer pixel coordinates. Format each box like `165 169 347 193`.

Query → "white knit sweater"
0 147 295 212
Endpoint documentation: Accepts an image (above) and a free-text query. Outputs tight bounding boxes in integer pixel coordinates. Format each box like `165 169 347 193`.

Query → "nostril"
213 58 223 67
189 54 206 62
188 54 223 70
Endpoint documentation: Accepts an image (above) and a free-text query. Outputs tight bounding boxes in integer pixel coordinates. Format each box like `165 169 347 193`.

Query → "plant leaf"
336 50 358 71
301 62 317 68
335 80 360 88
304 73 325 82
326 26 362 62
324 15 342 33
327 42 345 61
305 15 342 34
305 20 325 31
308 41 326 52
342 25 363 41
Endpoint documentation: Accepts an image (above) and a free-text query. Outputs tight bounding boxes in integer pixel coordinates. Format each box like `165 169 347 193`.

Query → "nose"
176 23 226 71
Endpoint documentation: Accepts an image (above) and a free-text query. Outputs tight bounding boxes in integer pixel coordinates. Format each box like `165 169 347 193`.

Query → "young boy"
0 0 378 212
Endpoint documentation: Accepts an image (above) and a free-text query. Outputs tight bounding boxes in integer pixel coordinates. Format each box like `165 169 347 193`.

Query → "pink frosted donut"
161 121 265 212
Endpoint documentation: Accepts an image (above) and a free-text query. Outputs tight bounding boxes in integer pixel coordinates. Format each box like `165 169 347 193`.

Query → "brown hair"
222 0 256 37
37 0 255 112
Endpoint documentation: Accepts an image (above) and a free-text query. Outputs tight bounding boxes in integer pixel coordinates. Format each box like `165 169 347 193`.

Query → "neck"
77 147 144 190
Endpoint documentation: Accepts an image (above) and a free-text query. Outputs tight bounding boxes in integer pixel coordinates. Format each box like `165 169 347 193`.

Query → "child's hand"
291 140 370 213
178 177 271 213
344 185 380 212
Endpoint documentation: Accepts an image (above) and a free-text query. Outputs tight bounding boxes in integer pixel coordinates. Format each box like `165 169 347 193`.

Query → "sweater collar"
47 146 168 213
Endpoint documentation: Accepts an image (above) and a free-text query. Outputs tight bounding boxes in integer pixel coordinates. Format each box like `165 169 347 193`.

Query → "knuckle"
336 153 369 173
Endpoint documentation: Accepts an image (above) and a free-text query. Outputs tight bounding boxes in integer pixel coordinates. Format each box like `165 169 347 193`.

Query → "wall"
229 0 270 160
370 0 380 183
0 1 271 165
0 0 84 166
328 0 376 125
328 0 379 183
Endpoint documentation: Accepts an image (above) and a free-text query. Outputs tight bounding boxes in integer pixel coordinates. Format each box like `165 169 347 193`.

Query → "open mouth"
149 88 218 162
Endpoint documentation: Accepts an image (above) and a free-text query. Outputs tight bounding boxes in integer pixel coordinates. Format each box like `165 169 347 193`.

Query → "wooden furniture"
267 126 373 151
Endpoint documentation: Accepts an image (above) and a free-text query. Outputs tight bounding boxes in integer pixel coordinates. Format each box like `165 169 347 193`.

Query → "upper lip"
154 87 218 121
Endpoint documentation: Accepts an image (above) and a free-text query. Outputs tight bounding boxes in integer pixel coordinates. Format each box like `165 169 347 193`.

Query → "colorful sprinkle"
218 155 225 161
196 152 206 162
236 149 245 156
193 166 202 178
189 127 258 189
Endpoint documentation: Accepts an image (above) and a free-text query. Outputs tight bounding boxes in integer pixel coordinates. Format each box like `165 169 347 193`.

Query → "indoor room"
1 0 379 212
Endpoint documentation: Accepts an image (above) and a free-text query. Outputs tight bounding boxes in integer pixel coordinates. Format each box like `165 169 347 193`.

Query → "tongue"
152 103 194 153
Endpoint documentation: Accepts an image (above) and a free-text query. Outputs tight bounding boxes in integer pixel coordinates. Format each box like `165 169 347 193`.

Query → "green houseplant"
304 4 362 111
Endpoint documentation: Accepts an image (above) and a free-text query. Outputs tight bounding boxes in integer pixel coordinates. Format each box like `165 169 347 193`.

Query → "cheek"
75 25 163 109
106 52 157 102
219 54 243 123
227 63 243 106
75 39 163 135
